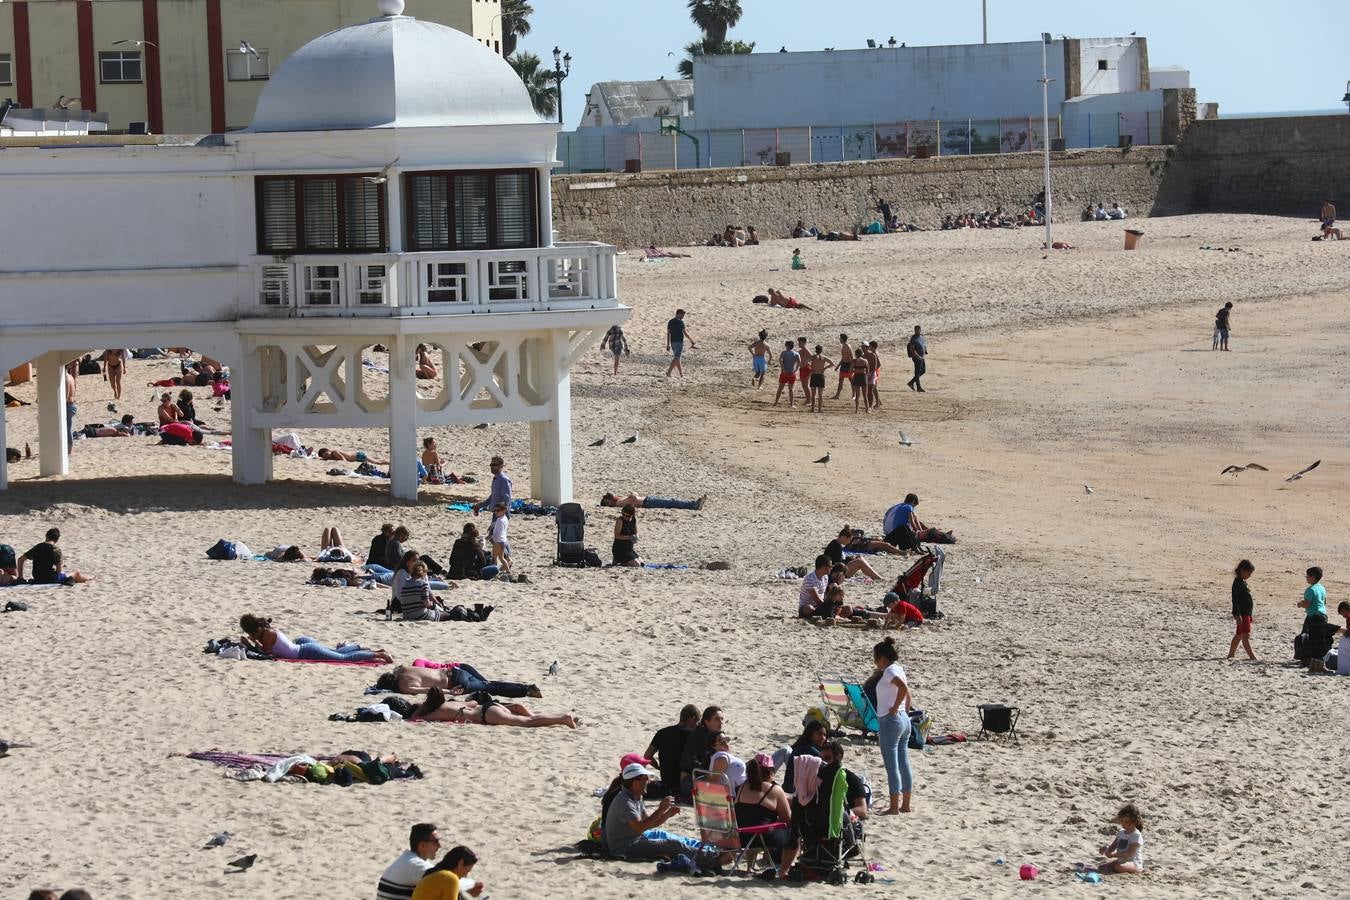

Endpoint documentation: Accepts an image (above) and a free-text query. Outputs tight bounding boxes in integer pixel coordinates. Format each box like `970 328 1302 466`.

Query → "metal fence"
558 112 1161 174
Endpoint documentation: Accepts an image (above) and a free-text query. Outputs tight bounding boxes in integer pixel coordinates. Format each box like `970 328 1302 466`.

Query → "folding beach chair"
553 502 586 566
691 769 789 875
840 679 879 740
817 673 866 737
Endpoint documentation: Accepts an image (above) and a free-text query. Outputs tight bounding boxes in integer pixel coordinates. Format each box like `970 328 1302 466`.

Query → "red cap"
619 752 652 770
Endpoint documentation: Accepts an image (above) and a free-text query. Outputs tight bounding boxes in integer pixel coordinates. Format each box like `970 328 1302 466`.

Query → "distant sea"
1219 109 1345 118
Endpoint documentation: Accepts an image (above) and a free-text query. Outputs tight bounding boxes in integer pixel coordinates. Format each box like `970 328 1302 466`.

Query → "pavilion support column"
529 332 572 506
230 343 272 486
387 335 419 502
35 352 69 478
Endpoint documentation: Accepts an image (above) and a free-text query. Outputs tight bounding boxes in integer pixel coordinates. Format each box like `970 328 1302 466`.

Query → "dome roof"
249 6 542 133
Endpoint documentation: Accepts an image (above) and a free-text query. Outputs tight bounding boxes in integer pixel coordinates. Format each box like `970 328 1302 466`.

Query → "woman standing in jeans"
872 637 914 814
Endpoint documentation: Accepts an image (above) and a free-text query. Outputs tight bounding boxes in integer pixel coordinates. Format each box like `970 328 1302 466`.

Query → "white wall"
1077 38 1144 96
692 41 1068 131
1061 89 1164 149
1150 67 1191 90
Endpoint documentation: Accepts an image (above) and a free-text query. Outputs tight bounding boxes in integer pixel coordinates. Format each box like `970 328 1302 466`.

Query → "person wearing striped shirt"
376 823 439 900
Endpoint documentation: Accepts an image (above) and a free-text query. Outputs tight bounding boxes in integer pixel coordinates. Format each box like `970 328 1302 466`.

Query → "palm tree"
677 38 754 79
508 51 555 119
500 0 533 58
687 0 742 50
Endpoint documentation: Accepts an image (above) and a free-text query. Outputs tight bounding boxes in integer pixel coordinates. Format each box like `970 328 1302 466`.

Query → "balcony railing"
252 242 618 315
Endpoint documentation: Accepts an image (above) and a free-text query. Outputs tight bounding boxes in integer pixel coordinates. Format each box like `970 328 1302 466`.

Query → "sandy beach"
2 213 1348 899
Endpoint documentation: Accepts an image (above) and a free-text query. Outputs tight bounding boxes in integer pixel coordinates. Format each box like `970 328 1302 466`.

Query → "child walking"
1228 559 1257 660
489 502 511 574
1096 804 1144 874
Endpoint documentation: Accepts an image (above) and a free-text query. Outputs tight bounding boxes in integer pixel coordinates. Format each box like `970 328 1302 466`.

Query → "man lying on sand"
767 287 812 310
601 492 706 511
410 686 577 728
376 661 541 699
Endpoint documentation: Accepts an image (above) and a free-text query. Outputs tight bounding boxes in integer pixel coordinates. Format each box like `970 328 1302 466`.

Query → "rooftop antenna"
1343 80 1350 114
983 0 988 43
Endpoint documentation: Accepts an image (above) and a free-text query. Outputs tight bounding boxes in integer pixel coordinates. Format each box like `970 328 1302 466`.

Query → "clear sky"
517 0 1348 128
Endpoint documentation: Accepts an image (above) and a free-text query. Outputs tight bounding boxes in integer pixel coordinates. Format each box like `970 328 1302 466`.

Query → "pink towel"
794 755 824 804
411 659 460 670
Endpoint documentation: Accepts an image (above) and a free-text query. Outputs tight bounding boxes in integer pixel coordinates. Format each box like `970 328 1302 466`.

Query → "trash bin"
7 364 32 385
1124 228 1144 250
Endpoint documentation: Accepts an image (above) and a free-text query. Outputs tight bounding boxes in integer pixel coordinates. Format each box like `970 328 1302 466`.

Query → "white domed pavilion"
0 0 626 503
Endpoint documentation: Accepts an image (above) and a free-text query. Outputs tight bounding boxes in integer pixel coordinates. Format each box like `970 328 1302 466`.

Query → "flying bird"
1284 460 1321 482
813 452 831 465
898 431 915 447
53 96 82 110
1219 463 1268 477
363 157 400 184
203 831 231 849
1083 484 1094 495
112 39 157 48
239 40 261 60
226 854 257 872
621 433 638 444
589 437 606 447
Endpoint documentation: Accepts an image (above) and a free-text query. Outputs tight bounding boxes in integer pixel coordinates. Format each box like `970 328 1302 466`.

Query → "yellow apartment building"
0 0 502 132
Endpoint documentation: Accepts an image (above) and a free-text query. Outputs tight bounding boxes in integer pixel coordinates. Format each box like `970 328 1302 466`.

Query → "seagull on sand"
107 402 117 413
589 437 606 447
813 452 832 465
363 157 400 184
226 854 257 872
203 831 231 849
1083 484 1094 495
1219 463 1268 477
1284 460 1321 482
621 433 638 444
898 430 916 447
473 423 489 429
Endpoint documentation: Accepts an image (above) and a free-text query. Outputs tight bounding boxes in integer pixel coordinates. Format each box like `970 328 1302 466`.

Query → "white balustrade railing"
252 242 617 314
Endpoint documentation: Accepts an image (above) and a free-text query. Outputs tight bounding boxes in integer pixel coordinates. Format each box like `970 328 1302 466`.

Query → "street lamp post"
551 46 571 126
1039 32 1054 250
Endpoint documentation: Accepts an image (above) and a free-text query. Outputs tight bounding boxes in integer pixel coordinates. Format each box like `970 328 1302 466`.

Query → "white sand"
2 214 1348 898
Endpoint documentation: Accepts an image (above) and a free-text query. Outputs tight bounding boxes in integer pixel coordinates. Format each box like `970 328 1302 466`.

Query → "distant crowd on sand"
748 326 929 413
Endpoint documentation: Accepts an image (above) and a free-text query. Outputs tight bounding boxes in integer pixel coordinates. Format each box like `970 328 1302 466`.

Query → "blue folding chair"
841 680 879 739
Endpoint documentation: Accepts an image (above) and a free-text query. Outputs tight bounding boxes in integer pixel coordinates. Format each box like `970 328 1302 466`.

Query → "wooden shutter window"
258 179 297 252
453 174 491 250
407 174 450 251
302 179 339 250
344 178 383 251
494 172 535 248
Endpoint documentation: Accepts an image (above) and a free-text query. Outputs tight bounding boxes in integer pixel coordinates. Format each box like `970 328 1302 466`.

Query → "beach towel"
445 502 474 512
362 358 390 374
643 563 689 570
794 755 824 804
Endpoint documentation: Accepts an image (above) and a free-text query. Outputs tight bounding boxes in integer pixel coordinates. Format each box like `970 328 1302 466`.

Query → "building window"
0 54 12 86
255 175 388 254
99 51 142 84
226 48 270 81
405 170 539 252
1097 59 1109 70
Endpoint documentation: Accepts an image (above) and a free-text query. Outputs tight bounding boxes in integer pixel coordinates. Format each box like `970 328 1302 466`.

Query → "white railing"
251 242 618 315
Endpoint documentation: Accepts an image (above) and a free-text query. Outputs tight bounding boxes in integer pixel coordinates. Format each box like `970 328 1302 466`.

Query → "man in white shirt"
1108 202 1127 220
377 822 480 900
798 555 834 618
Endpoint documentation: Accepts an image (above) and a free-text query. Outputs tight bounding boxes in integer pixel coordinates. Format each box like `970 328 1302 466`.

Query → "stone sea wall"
550 115 1350 248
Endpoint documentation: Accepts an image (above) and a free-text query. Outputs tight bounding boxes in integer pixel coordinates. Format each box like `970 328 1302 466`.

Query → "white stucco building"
0 0 627 502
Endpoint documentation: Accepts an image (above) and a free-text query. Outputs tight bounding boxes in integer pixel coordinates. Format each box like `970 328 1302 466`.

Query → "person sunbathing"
647 245 691 259
414 344 438 380
87 415 137 438
239 613 393 663
767 287 812 310
839 527 907 556
317 448 390 465
376 661 541 699
410 686 576 728
823 527 883 579
600 492 706 511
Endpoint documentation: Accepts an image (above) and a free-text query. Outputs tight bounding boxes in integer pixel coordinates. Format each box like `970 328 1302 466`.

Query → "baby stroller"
891 546 944 616
787 761 874 885
553 502 586 566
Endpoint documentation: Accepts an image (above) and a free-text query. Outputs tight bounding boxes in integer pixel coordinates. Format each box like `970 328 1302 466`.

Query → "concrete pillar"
529 332 572 505
387 335 419 502
35 352 69 477
230 342 272 486
538 163 556 246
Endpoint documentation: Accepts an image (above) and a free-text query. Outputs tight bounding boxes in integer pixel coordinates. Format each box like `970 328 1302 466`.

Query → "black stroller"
786 762 874 885
553 502 587 566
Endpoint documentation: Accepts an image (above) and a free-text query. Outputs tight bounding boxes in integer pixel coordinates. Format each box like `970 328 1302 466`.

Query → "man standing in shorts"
906 326 927 393
867 341 883 409
1214 302 1232 351
666 309 695 378
748 330 770 388
774 341 801 408
833 334 854 400
601 324 629 375
805 345 836 413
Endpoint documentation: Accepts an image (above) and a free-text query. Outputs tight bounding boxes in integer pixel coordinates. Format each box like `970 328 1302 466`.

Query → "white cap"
621 763 657 780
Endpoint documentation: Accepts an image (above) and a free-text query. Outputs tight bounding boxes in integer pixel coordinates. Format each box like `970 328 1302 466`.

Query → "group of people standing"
747 327 927 412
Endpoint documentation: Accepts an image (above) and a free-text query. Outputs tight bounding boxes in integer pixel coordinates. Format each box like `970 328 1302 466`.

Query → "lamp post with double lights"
551 46 571 125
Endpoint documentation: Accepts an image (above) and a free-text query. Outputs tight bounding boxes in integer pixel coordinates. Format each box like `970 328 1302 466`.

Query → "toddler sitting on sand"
1094 804 1144 874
